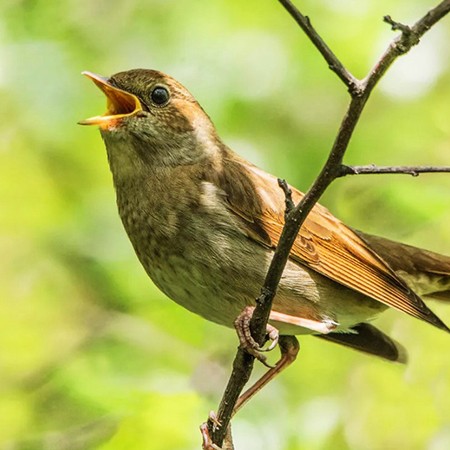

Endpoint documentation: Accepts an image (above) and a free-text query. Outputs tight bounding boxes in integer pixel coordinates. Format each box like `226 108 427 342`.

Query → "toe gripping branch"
202 306 300 449
234 306 280 367
233 306 300 413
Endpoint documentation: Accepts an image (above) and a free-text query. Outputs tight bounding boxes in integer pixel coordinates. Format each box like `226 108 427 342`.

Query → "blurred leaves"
0 0 449 449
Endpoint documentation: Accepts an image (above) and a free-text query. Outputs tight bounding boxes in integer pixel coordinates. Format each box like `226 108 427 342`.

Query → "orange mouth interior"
78 71 142 126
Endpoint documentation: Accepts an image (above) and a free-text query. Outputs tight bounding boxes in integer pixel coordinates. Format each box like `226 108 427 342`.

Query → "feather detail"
207 149 449 332
316 323 408 363
356 231 450 300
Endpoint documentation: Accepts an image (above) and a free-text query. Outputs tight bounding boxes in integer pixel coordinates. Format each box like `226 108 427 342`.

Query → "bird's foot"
234 306 279 368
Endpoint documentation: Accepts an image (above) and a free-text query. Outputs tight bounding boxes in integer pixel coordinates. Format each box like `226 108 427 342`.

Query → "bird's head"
79 69 220 172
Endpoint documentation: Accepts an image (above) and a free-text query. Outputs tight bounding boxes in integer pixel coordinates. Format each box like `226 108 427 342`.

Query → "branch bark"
208 0 450 447
277 0 360 93
340 165 450 177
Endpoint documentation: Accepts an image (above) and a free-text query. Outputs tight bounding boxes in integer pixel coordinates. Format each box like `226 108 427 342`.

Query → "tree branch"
278 178 295 217
208 1 450 447
278 0 360 94
363 1 450 92
340 165 450 177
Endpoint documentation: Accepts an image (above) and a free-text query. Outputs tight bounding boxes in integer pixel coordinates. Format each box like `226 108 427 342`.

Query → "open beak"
78 71 142 126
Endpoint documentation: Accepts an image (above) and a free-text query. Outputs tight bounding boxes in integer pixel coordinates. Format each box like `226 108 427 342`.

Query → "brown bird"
79 69 449 394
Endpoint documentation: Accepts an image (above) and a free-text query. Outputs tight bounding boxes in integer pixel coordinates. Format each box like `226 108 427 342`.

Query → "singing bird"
79 69 450 371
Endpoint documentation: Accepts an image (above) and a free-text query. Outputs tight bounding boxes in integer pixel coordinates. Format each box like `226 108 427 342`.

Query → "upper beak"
78 71 142 126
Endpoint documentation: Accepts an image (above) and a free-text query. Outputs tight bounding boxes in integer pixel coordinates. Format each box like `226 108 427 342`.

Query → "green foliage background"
1 0 449 449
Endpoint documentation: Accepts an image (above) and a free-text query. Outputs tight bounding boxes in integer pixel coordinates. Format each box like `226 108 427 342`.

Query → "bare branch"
208 1 450 447
278 178 295 217
207 348 254 446
340 165 450 177
278 0 360 93
383 15 412 34
363 0 450 92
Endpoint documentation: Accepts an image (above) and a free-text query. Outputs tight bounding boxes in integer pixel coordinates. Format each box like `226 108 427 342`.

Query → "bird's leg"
201 311 299 449
201 337 297 449
233 334 299 415
234 306 280 368
232 306 300 413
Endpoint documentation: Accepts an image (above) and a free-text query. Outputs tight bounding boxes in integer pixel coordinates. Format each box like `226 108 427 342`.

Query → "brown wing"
212 152 449 332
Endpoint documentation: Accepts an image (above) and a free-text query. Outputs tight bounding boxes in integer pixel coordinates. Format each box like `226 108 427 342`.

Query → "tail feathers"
427 290 450 302
315 323 407 363
356 231 450 301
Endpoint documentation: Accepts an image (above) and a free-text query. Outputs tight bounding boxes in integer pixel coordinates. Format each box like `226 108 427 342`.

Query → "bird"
79 68 450 386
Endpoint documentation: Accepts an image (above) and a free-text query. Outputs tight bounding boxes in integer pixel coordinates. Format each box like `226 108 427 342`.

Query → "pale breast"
114 177 265 325
114 175 385 334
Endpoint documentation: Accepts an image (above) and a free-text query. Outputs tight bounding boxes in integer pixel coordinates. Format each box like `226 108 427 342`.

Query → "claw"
264 327 279 352
234 306 280 367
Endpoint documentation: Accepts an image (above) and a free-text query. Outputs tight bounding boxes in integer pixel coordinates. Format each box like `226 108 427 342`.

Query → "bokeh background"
1 0 449 449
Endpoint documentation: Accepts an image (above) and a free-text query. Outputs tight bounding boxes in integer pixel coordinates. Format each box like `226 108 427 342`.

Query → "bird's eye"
150 86 170 106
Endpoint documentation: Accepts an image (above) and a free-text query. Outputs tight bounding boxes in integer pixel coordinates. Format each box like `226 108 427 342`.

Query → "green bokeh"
1 1 449 449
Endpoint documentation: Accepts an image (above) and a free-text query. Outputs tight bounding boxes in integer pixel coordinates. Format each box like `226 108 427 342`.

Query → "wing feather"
211 153 448 332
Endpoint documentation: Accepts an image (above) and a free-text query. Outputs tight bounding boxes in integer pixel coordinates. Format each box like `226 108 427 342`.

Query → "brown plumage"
356 231 450 302
80 68 449 363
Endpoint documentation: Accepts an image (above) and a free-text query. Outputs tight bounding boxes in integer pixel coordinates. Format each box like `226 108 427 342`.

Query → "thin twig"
278 178 295 218
340 165 450 177
363 1 450 91
278 0 361 94
383 15 412 34
208 1 450 447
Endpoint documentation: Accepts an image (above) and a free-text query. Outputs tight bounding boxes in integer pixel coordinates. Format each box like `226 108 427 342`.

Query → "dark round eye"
150 86 170 105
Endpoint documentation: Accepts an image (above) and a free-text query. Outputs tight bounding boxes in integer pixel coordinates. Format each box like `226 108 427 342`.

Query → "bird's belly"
137 236 269 327
136 236 385 334
120 201 386 334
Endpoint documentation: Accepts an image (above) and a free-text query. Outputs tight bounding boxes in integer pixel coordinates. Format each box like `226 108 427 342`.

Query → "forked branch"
207 1 450 447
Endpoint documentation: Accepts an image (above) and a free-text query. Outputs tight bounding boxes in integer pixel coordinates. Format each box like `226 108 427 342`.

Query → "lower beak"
78 71 142 126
